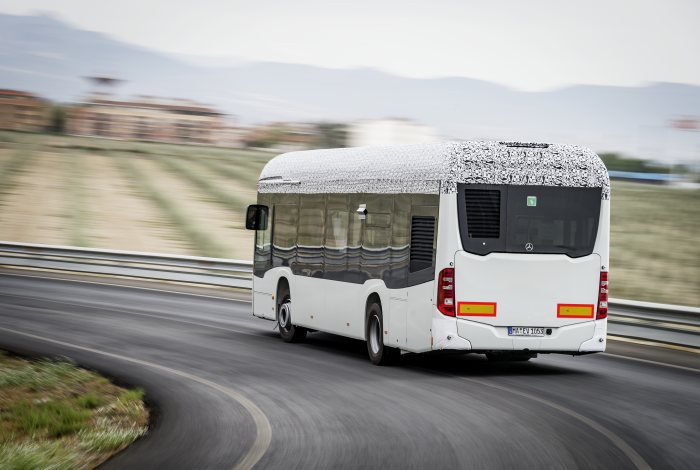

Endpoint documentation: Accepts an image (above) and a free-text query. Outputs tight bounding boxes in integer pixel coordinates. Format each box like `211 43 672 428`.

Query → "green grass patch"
0 441 79 470
8 400 91 438
0 359 93 391
0 351 148 470
77 392 106 410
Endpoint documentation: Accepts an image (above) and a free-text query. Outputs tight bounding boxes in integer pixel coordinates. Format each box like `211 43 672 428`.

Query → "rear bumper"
433 317 607 353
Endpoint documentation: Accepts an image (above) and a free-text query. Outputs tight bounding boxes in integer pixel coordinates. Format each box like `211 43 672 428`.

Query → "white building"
348 118 439 147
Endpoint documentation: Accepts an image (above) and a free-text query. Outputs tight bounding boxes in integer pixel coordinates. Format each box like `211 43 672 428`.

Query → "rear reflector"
557 304 594 318
597 271 609 319
437 268 455 316
457 302 497 317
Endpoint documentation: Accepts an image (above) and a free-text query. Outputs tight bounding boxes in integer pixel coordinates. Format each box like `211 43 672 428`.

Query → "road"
1 272 699 470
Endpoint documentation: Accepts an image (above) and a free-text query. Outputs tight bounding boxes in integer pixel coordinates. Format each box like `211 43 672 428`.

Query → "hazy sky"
2 0 699 90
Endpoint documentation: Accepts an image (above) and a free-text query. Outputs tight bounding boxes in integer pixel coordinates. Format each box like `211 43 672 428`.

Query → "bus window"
253 194 272 277
457 184 601 257
388 195 411 288
505 186 601 257
272 203 298 268
361 194 393 281
347 194 364 282
297 194 325 277
324 194 349 281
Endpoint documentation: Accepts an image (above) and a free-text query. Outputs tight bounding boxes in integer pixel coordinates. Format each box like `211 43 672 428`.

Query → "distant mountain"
1 13 699 163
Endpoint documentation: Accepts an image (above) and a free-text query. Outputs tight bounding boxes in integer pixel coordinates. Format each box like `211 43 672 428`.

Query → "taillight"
596 271 608 319
437 268 455 316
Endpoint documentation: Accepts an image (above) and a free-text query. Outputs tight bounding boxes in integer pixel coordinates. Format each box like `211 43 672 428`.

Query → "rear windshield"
457 184 602 257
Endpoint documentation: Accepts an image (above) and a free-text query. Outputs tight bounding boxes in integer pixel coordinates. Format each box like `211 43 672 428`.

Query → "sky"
1 0 699 91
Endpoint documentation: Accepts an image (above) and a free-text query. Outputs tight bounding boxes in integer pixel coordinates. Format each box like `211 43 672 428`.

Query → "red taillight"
596 271 608 319
437 268 455 316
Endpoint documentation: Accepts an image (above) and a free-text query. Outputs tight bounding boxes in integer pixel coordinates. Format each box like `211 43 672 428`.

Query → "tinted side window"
272 203 298 268
388 195 410 288
253 193 272 277
296 194 325 277
347 194 365 283
361 194 393 281
324 194 349 281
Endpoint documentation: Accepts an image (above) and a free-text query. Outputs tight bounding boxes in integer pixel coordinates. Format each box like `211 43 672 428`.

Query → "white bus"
246 141 610 364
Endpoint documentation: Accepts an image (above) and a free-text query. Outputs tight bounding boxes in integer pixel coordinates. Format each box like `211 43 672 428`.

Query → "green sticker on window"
527 196 537 207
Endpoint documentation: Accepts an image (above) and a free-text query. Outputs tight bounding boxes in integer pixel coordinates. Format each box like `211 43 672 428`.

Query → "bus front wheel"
366 302 400 365
278 293 307 343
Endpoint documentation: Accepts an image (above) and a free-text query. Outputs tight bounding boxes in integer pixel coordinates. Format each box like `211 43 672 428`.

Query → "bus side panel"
388 290 408 349
252 269 279 320
593 199 610 268
290 274 323 329
287 276 368 340
405 280 435 352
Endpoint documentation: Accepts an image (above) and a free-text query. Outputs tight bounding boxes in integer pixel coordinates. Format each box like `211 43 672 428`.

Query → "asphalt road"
1 272 699 470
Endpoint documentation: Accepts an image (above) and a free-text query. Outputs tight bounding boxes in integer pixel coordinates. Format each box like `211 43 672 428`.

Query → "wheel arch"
364 292 382 338
276 276 290 309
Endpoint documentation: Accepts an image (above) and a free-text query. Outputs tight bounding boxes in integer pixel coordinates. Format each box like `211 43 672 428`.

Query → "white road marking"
0 326 271 470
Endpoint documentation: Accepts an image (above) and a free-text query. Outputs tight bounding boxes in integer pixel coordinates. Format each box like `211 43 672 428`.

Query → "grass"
8 400 91 438
0 351 148 470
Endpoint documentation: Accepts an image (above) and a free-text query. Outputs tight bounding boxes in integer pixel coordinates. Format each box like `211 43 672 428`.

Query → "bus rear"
436 183 609 357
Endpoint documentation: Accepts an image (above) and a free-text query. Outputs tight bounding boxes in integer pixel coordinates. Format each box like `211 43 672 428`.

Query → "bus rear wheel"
278 294 307 343
366 302 399 365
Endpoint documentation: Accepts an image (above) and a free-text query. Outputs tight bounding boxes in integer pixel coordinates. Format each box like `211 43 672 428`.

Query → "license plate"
508 327 545 337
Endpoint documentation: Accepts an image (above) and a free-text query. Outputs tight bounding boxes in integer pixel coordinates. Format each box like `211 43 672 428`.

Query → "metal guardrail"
0 241 253 289
0 241 697 348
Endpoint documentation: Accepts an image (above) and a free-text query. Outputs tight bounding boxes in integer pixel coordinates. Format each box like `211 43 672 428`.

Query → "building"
243 122 318 152
66 94 231 146
0 89 51 132
347 118 439 147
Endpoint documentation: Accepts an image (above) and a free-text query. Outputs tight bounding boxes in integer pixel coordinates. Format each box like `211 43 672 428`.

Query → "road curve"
0 272 699 470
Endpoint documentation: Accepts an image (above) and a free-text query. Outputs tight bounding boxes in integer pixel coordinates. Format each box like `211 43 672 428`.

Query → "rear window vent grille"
466 189 500 238
410 216 435 272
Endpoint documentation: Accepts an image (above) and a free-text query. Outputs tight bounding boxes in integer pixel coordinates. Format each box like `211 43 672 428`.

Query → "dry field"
0 131 270 260
0 131 698 306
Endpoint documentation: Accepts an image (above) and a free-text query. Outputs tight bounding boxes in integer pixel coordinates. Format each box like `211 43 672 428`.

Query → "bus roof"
258 141 610 199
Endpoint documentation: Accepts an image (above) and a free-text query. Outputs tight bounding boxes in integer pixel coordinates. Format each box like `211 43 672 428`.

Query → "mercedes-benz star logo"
525 242 534 252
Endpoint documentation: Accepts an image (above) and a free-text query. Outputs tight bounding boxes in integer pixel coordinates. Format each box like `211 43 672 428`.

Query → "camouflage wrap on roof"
258 141 610 199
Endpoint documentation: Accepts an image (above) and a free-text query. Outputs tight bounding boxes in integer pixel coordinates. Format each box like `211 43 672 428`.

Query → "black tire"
486 352 535 362
366 302 400 365
278 292 307 343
